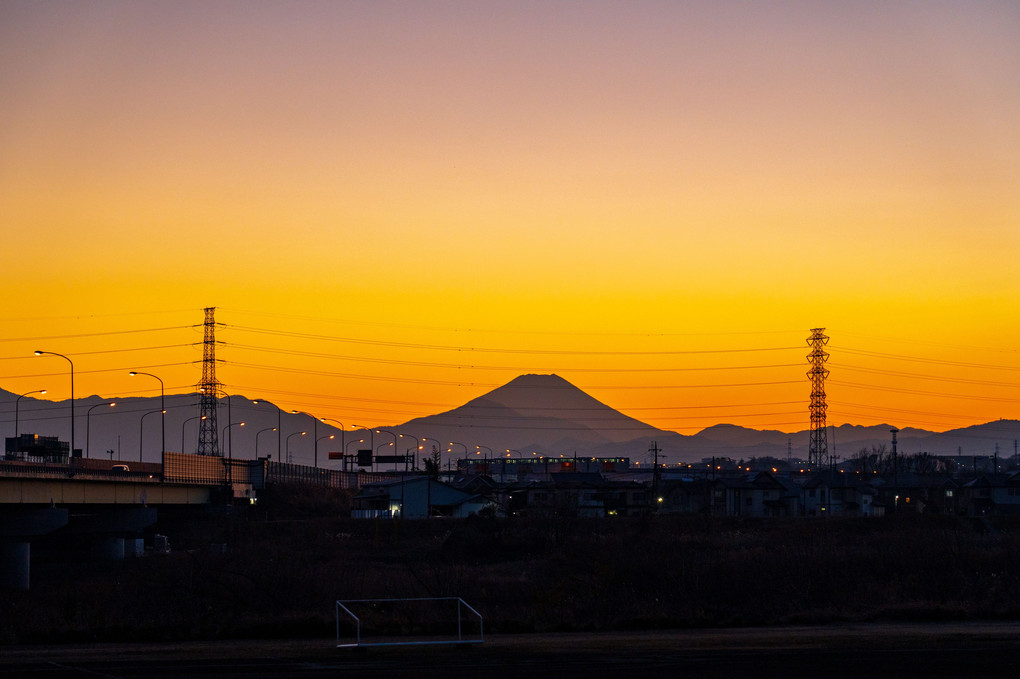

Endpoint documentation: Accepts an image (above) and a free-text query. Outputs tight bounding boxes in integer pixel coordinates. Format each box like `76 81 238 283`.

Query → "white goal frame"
335 597 484 648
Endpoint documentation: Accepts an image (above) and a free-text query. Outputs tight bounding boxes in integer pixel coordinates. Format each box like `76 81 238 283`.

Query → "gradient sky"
1 1 1018 442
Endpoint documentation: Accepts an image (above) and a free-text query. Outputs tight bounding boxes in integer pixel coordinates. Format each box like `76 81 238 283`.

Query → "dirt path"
2 623 1019 678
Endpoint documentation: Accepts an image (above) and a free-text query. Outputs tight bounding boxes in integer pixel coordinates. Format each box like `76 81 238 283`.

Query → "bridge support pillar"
0 541 30 590
0 507 69 590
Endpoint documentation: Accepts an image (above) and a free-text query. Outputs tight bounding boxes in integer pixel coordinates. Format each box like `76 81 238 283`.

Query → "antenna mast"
197 307 221 456
807 328 830 469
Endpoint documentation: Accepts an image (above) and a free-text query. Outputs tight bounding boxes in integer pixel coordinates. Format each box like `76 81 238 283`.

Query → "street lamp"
320 417 345 458
14 389 46 440
350 425 374 452
129 371 164 458
139 409 162 462
252 399 283 461
86 401 116 459
256 427 277 458
449 441 467 455
399 433 420 470
222 421 246 461
376 429 397 468
476 444 492 461
34 350 74 457
181 415 206 454
345 438 365 471
286 431 306 464
421 436 443 469
292 410 322 468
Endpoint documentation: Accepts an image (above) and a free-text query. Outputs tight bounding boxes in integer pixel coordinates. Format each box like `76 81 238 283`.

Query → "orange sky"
1 2 1018 439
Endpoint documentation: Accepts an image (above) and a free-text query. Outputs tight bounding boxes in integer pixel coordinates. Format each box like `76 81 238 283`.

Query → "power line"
225 383 803 412
828 375 1020 401
0 325 196 343
831 363 1020 388
0 362 196 381
832 346 1020 371
221 307 802 339
224 341 802 373
223 324 804 356
224 359 804 390
0 343 197 361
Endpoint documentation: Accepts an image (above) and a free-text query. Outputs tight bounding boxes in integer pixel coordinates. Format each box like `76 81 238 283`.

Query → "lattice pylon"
197 307 221 456
807 328 830 469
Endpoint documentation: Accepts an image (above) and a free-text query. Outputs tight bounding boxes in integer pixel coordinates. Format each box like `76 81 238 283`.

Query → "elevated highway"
0 456 224 590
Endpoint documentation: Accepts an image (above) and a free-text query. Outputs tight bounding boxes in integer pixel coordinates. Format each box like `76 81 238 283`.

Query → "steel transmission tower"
197 307 221 456
807 328 830 469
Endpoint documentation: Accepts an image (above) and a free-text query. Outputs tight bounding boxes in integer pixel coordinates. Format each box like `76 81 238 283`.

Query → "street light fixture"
14 389 46 440
34 350 74 457
292 410 323 468
86 401 116 459
181 415 206 454
139 409 162 462
130 371 164 458
286 431 306 464
350 425 374 452
399 433 420 470
252 399 283 461
222 421 246 461
320 417 345 458
376 429 398 468
256 427 277 458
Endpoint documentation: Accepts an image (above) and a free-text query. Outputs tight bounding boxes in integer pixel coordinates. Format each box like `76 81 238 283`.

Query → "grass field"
4 506 1020 645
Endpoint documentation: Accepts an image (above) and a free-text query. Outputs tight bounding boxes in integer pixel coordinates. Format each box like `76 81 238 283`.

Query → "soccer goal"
335 597 484 648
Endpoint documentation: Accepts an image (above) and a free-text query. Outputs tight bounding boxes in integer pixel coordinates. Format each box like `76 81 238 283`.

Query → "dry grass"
4 509 1020 644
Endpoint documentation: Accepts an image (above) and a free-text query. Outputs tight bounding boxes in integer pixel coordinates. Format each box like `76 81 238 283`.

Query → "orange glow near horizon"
1 3 1017 444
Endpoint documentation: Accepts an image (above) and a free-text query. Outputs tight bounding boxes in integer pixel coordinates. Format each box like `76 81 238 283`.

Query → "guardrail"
336 597 483 648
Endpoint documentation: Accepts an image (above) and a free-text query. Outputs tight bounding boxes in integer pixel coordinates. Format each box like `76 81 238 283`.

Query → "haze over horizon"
1 2 1017 437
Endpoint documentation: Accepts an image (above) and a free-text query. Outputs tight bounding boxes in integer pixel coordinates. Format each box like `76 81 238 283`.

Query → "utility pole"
650 440 662 509
197 307 221 456
807 328 830 470
891 428 899 511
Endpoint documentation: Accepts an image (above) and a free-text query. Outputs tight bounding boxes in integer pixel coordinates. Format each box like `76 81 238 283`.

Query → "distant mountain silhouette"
3 381 1018 465
398 374 666 455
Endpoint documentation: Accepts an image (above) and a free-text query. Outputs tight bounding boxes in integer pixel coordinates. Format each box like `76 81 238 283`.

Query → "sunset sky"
1 1 1018 444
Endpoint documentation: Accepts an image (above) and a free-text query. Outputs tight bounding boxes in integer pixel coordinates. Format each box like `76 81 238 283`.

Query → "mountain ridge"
3 379 1018 464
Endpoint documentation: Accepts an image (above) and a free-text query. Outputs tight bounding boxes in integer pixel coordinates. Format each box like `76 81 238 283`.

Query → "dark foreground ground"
2 623 1019 678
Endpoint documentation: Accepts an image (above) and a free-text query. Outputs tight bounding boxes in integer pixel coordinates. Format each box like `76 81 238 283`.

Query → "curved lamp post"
256 427 277 458
291 410 322 468
399 433 420 470
181 415 206 454
139 409 162 462
86 401 116 459
345 437 367 470
34 350 74 457
317 434 335 459
130 371 164 458
222 421 246 461
350 425 374 453
286 431 306 464
14 389 46 440
252 399 283 461
320 417 345 460
376 429 398 468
